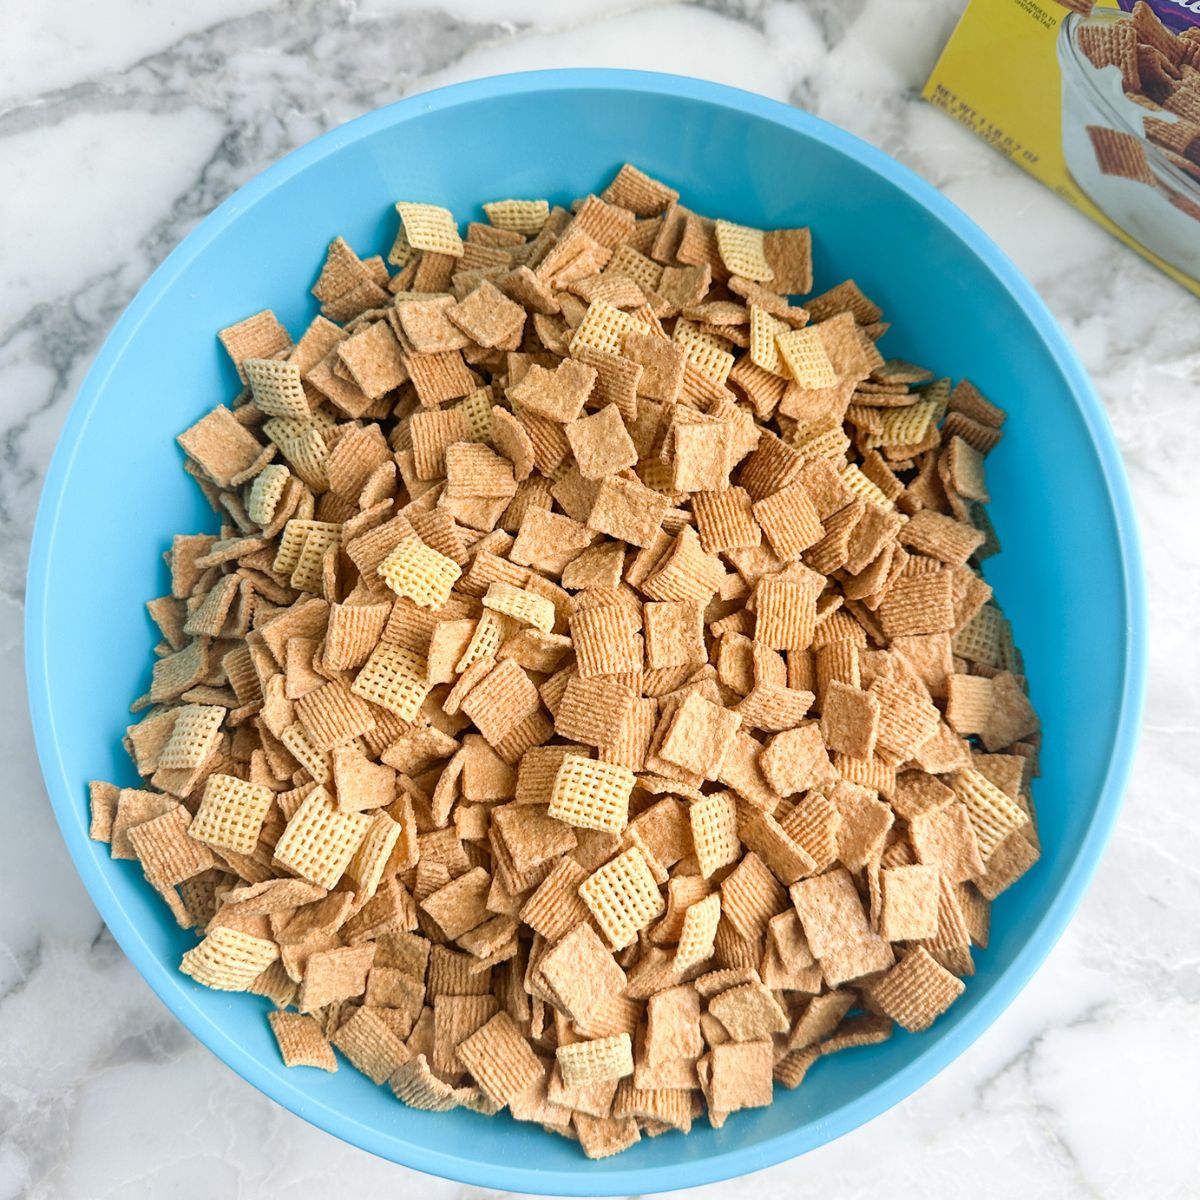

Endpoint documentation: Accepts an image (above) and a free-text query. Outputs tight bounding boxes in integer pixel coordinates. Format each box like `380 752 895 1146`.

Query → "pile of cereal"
90 163 1041 1158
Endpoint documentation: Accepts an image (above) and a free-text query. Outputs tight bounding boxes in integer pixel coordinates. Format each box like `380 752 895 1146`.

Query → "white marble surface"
1 1 1196 1197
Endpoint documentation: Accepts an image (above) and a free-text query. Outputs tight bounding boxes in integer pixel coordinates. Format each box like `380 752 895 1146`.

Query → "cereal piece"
753 481 824 560
557 1033 635 1087
447 280 526 349
566 404 638 479
693 487 760 554
643 601 706 669
483 580 556 634
395 201 463 257
272 785 373 888
570 603 642 676
869 946 965 1032
547 757 634 834
509 358 598 422
180 925 279 992
420 866 491 939
755 575 818 651
879 864 941 941
910 802 986 883
587 473 670 547
377 535 461 608
554 674 637 747
268 1011 337 1071
178 406 265 488
714 220 773 282
950 767 1027 860
579 846 666 948
705 1040 774 1117
709 982 788 1041
657 691 741 780
602 163 679 215
332 1006 412 1084
720 851 788 942
690 792 741 878
456 1012 544 1107
189 774 275 855
298 943 376 1012
483 198 549 233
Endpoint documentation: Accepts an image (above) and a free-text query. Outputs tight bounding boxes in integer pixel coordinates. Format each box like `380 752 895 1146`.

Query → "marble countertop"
2 1 1196 1197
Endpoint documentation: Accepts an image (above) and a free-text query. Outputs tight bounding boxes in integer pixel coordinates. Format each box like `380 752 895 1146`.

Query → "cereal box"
924 0 1200 295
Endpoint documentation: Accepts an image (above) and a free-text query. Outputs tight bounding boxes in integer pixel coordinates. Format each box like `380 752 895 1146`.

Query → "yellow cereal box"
924 0 1200 295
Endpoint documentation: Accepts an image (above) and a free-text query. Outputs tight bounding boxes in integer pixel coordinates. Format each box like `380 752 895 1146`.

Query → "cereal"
94 171 1041 1155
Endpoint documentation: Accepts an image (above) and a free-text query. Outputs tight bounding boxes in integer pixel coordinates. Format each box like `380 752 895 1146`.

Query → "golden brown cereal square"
180 925 280 992
272 785 373 888
817 680 878 759
579 846 666 949
752 482 824 560
332 1005 412 1084
868 947 965 1032
547 756 634 835
720 851 789 942
336 320 407 400
219 310 293 382
909 802 986 883
879 864 941 941
656 691 741 780
447 280 526 349
643 601 706 669
457 1011 544 1107
693 487 761 554
587 474 670 548
566 404 638 480
268 1010 337 1071
754 575 818 651
689 792 740 878
189 773 275 855
706 1040 774 1115
555 674 638 747
177 406 265 488
298 943 376 1012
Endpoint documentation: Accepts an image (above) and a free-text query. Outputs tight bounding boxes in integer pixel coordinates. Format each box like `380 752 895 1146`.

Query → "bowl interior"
27 72 1140 1195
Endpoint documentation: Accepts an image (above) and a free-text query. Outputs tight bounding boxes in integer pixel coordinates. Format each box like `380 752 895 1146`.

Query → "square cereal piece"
753 482 824 560
157 704 225 770
395 201 464 256
377 535 461 608
557 1033 635 1088
643 601 706 669
298 943 376 1012
483 197 550 232
868 946 965 1032
460 660 541 745
520 856 592 941
777 326 836 388
621 330 686 404
879 864 941 942
405 350 476 407
180 926 279 992
323 601 391 672
569 604 642 676
566 404 638 480
555 674 638 747
420 866 491 940
909 802 986 883
754 576 818 650
457 1011 544 1107
332 1006 413 1084
396 295 470 354
714 220 773 282
706 1040 774 1115
674 891 722 972
484 580 555 634
127 806 215 888
177 406 264 488
447 280 526 349
508 359 598 423
243 357 309 420
759 723 828 795
950 767 1027 859
819 680 880 759
601 163 679 215
351 641 430 722
689 792 741 878
656 691 741 781
547 756 635 834
432 994 499 1078
539 923 628 1024
218 310 292 382
579 846 666 949
189 773 275 855
294 679 377 752
693 488 761 554
88 780 119 843
788 867 872 959
586 474 670 548
708 981 788 1041
272 785 373 888
337 320 407 399
762 227 813 294
720 851 788 942
574 1113 641 1160
267 1010 337 1071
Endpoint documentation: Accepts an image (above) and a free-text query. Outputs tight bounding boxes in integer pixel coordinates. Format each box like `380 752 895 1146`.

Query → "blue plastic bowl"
26 70 1145 1194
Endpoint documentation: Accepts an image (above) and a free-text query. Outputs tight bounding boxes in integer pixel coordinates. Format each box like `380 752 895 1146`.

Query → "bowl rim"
25 68 1147 1195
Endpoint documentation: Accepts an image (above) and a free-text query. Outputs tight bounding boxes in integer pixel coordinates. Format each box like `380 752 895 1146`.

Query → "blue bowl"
26 70 1146 1194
